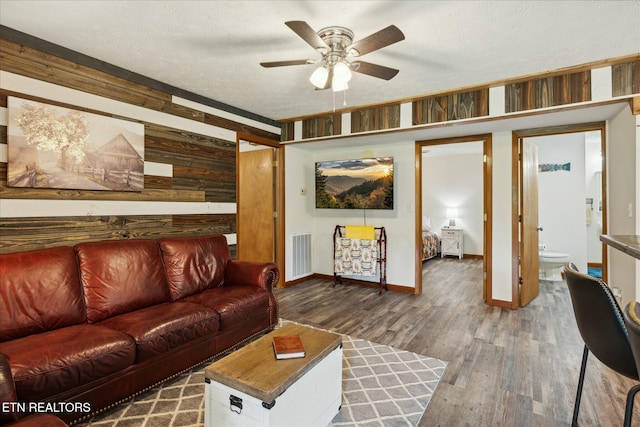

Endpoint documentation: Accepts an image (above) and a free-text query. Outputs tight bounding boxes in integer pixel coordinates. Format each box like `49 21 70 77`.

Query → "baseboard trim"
280 275 312 288
284 273 415 293
435 253 483 260
488 299 514 309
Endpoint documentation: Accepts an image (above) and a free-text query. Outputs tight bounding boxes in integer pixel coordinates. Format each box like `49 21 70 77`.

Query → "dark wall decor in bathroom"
539 162 571 173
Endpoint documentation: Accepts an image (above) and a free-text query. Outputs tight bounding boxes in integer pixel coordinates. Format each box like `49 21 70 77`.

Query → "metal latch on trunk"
229 395 243 414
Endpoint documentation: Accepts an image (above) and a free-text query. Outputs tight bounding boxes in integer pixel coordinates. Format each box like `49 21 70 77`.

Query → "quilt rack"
333 225 387 295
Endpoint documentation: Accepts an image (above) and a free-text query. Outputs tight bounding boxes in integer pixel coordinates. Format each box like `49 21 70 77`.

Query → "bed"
421 216 440 261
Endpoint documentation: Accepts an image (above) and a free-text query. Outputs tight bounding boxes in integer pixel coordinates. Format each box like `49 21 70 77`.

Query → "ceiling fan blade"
347 25 405 57
351 61 399 80
285 21 329 51
260 59 314 68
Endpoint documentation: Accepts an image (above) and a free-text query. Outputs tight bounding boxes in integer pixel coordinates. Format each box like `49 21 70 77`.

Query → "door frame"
512 122 607 307
415 134 493 303
517 139 540 307
236 132 285 287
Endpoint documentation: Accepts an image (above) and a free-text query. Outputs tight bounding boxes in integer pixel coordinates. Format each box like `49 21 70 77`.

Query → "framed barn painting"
7 96 145 191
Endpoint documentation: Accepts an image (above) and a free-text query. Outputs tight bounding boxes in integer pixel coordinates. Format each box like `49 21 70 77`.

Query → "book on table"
272 335 305 359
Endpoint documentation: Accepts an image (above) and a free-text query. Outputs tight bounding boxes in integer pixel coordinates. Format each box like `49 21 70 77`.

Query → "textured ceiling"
0 1 639 123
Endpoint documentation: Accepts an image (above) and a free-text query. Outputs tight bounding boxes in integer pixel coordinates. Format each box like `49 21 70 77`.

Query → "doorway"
415 134 493 303
513 123 607 306
236 132 285 287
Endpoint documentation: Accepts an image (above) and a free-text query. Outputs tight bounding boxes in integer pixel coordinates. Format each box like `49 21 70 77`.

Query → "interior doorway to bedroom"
415 134 493 305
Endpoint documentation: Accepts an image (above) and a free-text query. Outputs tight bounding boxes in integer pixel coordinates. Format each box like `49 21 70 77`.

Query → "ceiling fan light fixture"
263 21 404 95
309 66 329 88
333 61 352 82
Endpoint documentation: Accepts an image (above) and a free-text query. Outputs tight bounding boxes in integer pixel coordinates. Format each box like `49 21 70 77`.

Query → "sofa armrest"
224 261 279 327
224 260 279 292
0 352 20 424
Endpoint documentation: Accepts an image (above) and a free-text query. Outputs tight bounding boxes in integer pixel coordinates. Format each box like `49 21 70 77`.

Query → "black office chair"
563 263 639 427
623 301 640 425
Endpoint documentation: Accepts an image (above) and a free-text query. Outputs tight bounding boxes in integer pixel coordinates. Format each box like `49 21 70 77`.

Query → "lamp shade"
333 61 352 82
309 66 329 88
331 61 352 92
446 208 458 226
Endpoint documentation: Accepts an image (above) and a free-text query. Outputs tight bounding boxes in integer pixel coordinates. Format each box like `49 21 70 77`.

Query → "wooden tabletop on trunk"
205 323 342 403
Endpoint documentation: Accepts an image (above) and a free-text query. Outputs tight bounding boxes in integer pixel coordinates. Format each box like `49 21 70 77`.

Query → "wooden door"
520 140 540 306
238 147 275 263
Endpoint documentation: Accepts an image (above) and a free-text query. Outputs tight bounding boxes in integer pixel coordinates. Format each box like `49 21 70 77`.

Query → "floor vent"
291 233 312 280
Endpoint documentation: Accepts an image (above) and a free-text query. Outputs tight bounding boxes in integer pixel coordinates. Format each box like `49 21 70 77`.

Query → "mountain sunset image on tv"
315 157 394 209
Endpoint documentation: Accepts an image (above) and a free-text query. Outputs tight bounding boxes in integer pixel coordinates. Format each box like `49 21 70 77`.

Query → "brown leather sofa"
0 234 279 425
1 353 68 426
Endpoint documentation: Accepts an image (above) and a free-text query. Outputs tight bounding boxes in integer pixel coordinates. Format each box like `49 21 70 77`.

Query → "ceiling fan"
260 21 405 92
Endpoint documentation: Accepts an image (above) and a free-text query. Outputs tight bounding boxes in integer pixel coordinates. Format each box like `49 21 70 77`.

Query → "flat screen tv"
315 157 394 209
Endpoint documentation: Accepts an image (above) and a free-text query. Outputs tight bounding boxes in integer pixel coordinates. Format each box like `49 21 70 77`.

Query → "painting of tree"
7 97 144 191
14 103 90 171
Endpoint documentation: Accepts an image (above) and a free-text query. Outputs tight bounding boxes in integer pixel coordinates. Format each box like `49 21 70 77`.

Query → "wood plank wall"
302 113 341 138
504 71 591 112
612 60 640 97
281 122 295 142
280 56 639 142
0 37 279 254
351 104 400 133
413 89 489 125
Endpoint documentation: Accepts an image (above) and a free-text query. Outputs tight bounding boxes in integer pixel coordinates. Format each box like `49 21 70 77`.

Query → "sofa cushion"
76 239 171 323
159 235 231 300
180 286 270 330
98 302 220 363
8 414 69 427
0 325 135 401
0 247 85 342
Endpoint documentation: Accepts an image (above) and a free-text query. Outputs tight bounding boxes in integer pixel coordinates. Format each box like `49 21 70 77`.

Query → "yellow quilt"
345 225 375 240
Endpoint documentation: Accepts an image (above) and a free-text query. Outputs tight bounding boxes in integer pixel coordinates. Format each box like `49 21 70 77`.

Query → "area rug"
77 323 447 427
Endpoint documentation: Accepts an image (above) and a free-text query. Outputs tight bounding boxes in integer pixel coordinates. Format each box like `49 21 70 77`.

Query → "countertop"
600 235 640 260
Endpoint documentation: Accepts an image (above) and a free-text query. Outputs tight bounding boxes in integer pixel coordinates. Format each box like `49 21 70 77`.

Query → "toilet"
539 244 570 281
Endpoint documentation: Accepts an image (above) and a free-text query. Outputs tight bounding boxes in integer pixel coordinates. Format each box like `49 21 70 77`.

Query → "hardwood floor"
275 257 639 426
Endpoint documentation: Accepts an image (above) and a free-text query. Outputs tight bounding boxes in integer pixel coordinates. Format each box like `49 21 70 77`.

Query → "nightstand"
441 227 463 259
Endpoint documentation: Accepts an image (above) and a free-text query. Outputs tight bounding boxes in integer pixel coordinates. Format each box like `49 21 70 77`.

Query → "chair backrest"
623 301 640 376
563 263 638 380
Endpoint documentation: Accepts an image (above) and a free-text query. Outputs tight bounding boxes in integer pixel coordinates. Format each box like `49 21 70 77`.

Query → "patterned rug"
77 323 447 427
329 335 447 426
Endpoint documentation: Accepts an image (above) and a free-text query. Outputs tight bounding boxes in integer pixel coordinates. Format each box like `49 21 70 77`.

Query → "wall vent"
291 233 312 280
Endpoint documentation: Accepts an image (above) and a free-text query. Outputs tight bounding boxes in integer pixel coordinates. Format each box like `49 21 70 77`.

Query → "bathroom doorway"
514 122 607 306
